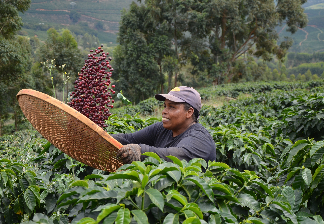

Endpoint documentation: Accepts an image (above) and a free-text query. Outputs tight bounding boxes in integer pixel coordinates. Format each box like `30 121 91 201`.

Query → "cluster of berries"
68 45 115 128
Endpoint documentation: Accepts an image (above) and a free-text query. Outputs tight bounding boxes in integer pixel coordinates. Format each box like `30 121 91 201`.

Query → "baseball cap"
155 86 201 112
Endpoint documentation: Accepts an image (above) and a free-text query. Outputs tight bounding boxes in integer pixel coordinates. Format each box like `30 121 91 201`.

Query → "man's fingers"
117 146 130 158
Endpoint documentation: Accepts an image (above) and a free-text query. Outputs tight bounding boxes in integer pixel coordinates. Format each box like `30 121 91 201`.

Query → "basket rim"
16 89 123 150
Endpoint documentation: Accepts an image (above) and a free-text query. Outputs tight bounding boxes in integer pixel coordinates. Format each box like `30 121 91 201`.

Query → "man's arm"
139 129 216 162
110 122 160 146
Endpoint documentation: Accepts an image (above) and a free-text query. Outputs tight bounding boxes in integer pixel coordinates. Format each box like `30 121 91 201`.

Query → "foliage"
0 130 99 223
4 82 324 222
105 114 160 134
0 0 31 38
112 3 168 103
37 28 83 89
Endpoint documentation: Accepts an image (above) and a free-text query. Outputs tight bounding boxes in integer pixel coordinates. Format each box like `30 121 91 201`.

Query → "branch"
230 27 257 62
234 38 257 60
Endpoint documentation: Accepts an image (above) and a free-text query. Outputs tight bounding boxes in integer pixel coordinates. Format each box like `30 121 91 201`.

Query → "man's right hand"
116 144 141 164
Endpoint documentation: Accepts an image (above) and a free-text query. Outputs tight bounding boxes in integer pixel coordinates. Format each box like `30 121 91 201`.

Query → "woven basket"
17 89 123 172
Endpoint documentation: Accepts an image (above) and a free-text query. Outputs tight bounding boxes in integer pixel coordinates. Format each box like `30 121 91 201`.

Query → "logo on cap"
171 87 180 91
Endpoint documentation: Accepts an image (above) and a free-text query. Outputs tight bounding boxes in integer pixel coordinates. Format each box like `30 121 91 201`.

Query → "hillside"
19 0 324 52
20 0 134 44
277 8 324 53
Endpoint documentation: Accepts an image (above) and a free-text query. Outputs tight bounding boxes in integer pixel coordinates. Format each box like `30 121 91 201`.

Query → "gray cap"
155 86 201 112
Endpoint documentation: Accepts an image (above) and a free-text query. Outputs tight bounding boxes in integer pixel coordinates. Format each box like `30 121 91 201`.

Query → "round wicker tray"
17 89 123 172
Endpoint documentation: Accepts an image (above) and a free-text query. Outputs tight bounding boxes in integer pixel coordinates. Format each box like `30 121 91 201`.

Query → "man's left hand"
116 144 141 164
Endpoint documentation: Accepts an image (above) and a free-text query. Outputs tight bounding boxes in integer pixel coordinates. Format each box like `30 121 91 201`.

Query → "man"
113 86 216 164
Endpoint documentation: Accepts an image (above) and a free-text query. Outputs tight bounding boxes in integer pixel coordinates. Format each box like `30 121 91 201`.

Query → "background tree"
38 28 83 101
69 10 81 23
305 69 312 81
113 3 170 102
272 69 280 81
290 74 296 82
0 0 31 135
169 0 307 82
280 73 288 81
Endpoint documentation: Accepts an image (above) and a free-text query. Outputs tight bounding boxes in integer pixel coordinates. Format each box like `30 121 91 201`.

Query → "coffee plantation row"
2 82 324 223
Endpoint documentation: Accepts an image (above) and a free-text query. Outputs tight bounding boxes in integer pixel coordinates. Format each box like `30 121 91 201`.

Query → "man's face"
162 99 191 136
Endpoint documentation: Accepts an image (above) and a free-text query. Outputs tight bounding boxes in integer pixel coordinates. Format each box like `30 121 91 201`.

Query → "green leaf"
208 162 230 169
182 203 203 219
70 180 89 188
141 174 149 189
163 213 179 224
146 188 164 212
311 164 324 190
186 176 214 202
3 169 16 177
96 204 121 223
285 141 309 167
57 191 78 204
1 171 8 186
282 186 295 209
211 183 233 195
149 169 162 178
106 171 140 182
263 143 275 156
25 170 36 185
166 190 188 206
285 167 302 184
103 211 118 224
131 210 149 224
313 215 324 223
84 174 104 180
166 155 183 167
313 164 324 181
247 217 266 224
182 217 200 224
116 207 131 224
252 180 273 197
24 188 36 211
167 170 182 182
302 168 312 186
142 152 161 162
188 158 207 169
29 185 41 201
184 166 201 173
133 161 146 174
238 193 261 211
310 141 324 157
77 217 96 224
208 214 221 224
272 201 292 214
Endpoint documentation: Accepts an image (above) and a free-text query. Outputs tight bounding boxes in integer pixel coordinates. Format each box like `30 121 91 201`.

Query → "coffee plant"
68 45 116 128
3 81 324 223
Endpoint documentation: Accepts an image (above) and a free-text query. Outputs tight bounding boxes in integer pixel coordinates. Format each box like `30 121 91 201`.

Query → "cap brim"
155 94 185 103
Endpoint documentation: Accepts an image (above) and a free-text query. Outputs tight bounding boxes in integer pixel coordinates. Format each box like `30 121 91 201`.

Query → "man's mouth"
162 117 169 121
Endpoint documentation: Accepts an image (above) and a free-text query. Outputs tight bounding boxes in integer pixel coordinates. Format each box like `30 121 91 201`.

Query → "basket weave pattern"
17 89 123 172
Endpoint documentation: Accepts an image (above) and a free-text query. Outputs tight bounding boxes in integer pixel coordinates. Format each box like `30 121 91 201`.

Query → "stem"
128 197 140 210
141 193 145 210
62 72 65 103
50 70 56 99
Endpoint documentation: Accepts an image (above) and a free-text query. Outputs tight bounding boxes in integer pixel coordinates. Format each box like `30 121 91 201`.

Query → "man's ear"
186 107 194 119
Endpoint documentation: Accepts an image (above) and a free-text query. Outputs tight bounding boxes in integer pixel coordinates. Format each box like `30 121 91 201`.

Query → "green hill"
19 0 134 44
277 9 324 53
19 1 324 52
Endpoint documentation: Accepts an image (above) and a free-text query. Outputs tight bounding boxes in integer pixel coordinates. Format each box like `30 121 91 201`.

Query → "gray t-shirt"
111 122 216 163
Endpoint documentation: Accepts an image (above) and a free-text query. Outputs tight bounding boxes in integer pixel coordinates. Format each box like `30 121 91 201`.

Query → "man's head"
155 86 201 113
155 86 201 136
